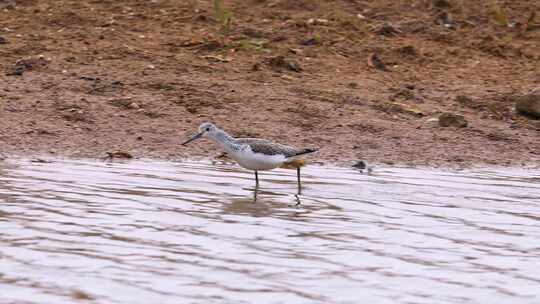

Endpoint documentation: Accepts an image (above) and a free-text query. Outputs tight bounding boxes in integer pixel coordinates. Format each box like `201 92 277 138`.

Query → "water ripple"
0 159 539 304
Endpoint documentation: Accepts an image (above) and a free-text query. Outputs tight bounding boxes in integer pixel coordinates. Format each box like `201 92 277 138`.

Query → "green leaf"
491 3 509 27
214 0 224 20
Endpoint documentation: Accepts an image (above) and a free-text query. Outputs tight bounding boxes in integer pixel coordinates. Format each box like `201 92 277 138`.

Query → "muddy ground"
0 0 539 167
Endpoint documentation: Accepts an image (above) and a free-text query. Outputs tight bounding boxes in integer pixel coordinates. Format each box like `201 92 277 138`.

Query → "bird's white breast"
229 147 286 170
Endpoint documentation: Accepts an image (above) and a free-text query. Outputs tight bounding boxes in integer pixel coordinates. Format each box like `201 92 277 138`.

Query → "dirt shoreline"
1 0 539 168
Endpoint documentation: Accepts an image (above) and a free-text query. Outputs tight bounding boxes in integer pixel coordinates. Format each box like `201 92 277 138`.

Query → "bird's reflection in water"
223 188 302 217
253 186 302 206
293 194 302 206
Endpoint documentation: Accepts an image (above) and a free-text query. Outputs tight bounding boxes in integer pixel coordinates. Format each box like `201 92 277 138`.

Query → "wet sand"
0 0 539 167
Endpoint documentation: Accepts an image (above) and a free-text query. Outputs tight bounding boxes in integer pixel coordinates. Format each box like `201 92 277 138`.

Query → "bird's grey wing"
251 142 298 157
237 138 318 158
242 140 306 158
237 138 285 155
236 138 271 145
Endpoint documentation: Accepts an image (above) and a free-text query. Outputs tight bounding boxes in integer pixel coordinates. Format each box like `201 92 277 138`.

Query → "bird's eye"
206 128 210 131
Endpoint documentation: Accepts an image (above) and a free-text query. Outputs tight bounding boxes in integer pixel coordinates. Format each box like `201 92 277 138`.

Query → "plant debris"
373 23 402 36
105 151 133 160
300 34 321 46
201 55 232 62
267 55 302 72
6 57 49 76
398 45 418 56
367 53 387 71
435 12 455 29
439 113 468 128
307 18 329 26
491 3 509 27
515 89 540 119
372 102 424 117
432 0 451 8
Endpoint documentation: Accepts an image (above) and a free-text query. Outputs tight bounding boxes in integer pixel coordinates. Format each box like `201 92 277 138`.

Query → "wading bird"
182 123 317 193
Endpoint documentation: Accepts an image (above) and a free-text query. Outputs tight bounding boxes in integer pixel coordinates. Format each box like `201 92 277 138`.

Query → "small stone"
289 48 303 55
486 131 511 142
31 158 52 163
435 12 454 28
300 35 321 46
108 98 133 109
128 102 140 109
367 53 387 71
307 18 328 25
267 56 302 73
105 151 133 159
424 117 439 128
6 66 24 76
281 74 295 81
438 113 468 128
398 45 417 56
515 89 540 119
393 88 415 100
243 28 265 38
251 62 261 71
374 23 401 36
80 76 98 82
456 95 473 104
353 160 373 174
352 160 367 169
6 57 49 76
144 111 163 118
528 120 540 131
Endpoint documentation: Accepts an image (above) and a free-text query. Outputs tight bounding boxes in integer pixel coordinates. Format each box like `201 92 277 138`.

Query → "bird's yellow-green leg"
297 167 301 194
255 170 259 187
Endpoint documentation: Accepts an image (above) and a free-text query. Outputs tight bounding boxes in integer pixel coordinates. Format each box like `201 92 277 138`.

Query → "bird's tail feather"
281 149 318 169
293 148 318 157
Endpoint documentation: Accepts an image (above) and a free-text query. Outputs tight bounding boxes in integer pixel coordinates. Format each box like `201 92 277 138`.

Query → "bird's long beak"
182 131 204 146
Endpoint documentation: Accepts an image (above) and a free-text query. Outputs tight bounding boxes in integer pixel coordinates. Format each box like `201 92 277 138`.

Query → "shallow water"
0 159 539 304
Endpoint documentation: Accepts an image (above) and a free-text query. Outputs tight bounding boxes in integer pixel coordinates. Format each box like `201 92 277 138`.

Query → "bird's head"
182 122 218 146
